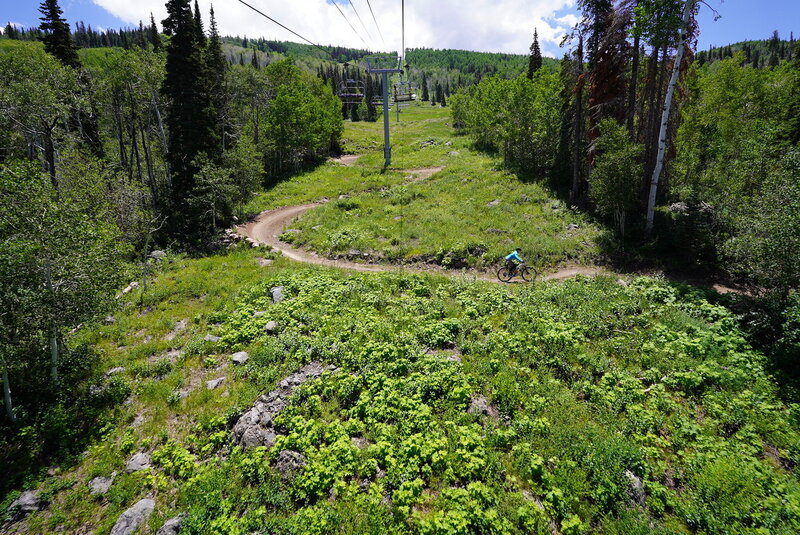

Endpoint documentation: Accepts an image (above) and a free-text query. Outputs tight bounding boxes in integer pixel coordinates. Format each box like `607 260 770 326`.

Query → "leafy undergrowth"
16 259 800 534
247 104 605 272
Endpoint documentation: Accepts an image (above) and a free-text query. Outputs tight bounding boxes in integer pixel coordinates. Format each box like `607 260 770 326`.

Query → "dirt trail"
238 202 605 283
332 154 361 166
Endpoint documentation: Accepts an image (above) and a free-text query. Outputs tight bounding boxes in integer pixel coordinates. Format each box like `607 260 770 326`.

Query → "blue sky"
1 0 798 56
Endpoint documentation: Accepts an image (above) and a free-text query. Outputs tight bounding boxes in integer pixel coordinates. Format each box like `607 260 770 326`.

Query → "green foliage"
588 119 643 237
451 72 561 175
724 150 800 296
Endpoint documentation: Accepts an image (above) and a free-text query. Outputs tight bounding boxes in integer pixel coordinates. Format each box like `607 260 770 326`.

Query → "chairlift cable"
347 0 375 47
364 0 386 47
234 0 334 58
331 1 370 49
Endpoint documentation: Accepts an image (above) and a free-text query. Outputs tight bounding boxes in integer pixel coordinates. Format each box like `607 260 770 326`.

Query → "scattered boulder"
448 151 460 157
271 286 285 304
125 452 151 473
468 394 500 421
207 377 225 390
669 201 689 214
88 472 116 496
551 202 561 211
232 361 338 448
8 491 46 521
149 250 167 260
566 223 580 231
274 450 307 479
486 199 501 207
204 334 221 343
110 498 155 535
624 470 646 507
485 228 507 234
164 319 188 341
104 315 117 325
265 320 278 334
257 257 273 267
121 281 140 295
155 513 186 535
617 278 629 287
105 367 125 377
232 352 249 365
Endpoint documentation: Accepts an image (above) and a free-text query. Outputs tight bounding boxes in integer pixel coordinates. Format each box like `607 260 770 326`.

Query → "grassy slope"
248 104 606 271
8 250 800 534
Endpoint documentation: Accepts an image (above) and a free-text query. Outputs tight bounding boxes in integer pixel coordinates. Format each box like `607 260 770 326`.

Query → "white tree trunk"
3 368 14 422
50 328 59 385
645 0 695 233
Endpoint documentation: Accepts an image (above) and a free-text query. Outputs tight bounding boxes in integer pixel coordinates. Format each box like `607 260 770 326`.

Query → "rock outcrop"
232 361 337 448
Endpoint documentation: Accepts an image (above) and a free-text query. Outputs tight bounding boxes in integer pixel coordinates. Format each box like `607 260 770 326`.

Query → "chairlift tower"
364 54 403 167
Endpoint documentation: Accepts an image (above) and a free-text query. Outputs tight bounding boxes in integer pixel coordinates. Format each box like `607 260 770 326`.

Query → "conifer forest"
1 0 799 533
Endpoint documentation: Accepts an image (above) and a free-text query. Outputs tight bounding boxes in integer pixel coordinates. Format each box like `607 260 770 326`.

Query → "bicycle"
497 261 536 283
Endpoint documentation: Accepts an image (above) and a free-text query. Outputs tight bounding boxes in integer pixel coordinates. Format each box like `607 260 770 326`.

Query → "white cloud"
92 0 578 56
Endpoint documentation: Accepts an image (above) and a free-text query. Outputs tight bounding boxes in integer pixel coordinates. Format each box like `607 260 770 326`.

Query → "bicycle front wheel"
519 266 536 282
497 267 513 282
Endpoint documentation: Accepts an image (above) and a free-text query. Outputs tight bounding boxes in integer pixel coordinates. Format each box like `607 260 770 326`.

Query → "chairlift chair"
338 79 365 105
392 80 416 103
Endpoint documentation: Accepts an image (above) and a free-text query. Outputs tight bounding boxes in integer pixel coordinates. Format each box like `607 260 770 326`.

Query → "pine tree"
162 0 219 236
421 72 429 101
149 13 160 49
39 0 80 68
206 5 228 148
527 28 543 79
193 0 206 45
435 82 444 106
251 49 259 69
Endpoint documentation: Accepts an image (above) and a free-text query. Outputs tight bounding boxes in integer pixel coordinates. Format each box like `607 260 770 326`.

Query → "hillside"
3 105 800 535
3 1 800 534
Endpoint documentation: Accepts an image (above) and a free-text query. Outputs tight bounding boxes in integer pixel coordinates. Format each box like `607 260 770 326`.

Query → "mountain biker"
505 248 523 273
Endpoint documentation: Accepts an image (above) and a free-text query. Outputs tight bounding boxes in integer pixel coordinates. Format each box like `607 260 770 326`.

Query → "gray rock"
164 319 188 341
232 362 338 448
551 202 561 210
155 513 186 535
232 352 249 365
8 491 46 520
110 498 155 535
624 470 646 506
448 151 460 157
265 320 277 334
669 201 689 214
121 281 140 295
487 199 500 207
274 450 307 479
207 377 225 390
257 257 273 267
253 311 267 317
566 223 580 231
204 334 221 343
125 452 151 473
150 250 167 260
105 367 125 377
468 394 500 421
104 315 117 325
271 286 284 304
88 472 116 496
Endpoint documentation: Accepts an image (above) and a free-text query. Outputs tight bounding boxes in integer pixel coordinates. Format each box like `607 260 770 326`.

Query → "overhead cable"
364 0 386 47
331 0 370 49
234 0 333 57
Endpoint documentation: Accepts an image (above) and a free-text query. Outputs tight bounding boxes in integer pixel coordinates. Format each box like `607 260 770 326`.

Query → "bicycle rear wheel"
497 267 513 282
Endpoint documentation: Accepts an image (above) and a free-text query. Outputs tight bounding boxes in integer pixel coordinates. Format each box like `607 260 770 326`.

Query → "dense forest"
2 0 800 533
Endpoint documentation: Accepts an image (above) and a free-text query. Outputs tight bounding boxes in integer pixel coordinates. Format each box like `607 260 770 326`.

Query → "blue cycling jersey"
505 251 522 263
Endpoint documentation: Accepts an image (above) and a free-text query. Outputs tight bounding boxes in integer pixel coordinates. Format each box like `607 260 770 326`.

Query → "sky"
1 0 798 57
